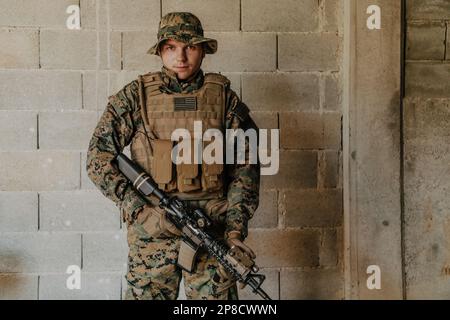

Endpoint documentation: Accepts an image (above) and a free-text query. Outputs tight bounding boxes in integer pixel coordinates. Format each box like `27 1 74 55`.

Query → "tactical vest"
130 71 229 201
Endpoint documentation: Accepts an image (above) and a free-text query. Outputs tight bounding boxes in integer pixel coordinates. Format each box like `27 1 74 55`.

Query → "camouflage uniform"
86 12 260 300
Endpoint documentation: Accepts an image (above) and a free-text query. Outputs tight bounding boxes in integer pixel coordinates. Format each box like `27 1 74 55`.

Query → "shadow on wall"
0 253 25 272
0 255 31 300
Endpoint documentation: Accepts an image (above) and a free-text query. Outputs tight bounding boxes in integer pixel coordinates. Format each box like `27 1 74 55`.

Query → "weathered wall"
404 0 450 299
343 0 403 299
0 0 344 300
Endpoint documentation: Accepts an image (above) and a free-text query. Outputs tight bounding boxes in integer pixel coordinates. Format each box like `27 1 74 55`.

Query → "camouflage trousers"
124 199 239 300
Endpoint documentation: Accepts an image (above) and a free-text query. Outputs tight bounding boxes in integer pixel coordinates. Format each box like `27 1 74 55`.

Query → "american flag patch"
174 97 197 111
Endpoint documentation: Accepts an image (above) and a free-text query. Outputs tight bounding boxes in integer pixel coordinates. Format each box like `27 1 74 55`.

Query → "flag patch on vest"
174 97 197 111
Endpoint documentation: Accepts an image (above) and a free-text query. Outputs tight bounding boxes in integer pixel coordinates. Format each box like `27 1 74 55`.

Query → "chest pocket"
137 72 228 196
148 110 224 193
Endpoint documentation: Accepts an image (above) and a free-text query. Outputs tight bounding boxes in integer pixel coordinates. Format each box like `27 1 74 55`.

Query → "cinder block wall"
404 1 450 298
0 0 344 300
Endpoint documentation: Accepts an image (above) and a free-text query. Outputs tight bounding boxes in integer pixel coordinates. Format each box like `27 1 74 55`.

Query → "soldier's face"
160 39 205 80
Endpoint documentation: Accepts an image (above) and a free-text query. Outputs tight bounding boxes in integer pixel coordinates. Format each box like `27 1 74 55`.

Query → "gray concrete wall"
404 0 450 299
0 0 344 300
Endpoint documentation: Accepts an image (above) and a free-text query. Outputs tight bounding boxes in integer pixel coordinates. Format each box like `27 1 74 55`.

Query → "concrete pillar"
343 0 403 299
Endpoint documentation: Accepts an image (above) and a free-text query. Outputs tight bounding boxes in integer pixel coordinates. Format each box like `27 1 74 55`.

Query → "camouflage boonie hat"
148 12 217 55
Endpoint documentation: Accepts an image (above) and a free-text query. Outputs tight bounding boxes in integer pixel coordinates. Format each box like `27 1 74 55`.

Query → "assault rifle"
116 153 271 300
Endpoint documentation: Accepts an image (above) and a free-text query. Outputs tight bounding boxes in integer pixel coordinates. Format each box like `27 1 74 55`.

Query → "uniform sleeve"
86 80 147 223
224 88 261 239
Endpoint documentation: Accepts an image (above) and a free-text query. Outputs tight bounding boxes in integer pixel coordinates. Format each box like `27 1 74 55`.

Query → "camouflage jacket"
86 67 260 238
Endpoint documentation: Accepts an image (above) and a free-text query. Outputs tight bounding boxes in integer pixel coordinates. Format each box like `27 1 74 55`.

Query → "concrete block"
337 151 343 189
202 32 277 72
40 30 121 70
280 112 341 149
0 0 78 27
407 0 450 20
82 70 155 110
280 268 343 299
39 191 119 232
261 150 317 189
38 111 98 150
163 0 240 31
324 73 342 111
0 151 80 191
221 72 241 97
0 70 82 110
250 111 278 130
177 277 186 300
323 113 342 149
318 150 340 188
123 145 131 158
83 232 128 272
111 71 143 94
39 273 122 300
82 71 111 111
406 63 450 97
404 98 450 298
283 189 342 228
242 0 318 32
447 22 450 61
121 274 127 300
320 227 342 267
245 229 320 268
406 21 446 60
280 112 321 149
0 274 38 300
279 33 341 71
242 73 320 111
122 31 164 70
238 269 279 300
0 232 81 273
0 192 38 232
249 190 278 229
0 28 39 68
250 111 278 154
0 111 37 150
81 0 160 30
322 0 343 32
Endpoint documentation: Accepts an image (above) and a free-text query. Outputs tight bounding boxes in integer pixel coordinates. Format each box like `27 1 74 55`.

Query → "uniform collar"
160 66 204 93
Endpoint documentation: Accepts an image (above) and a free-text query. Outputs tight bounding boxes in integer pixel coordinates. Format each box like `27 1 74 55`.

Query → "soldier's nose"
176 50 187 62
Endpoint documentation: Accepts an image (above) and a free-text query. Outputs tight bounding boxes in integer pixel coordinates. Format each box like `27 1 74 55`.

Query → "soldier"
86 12 260 300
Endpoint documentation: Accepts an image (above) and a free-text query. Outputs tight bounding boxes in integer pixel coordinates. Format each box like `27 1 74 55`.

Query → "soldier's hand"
226 231 256 259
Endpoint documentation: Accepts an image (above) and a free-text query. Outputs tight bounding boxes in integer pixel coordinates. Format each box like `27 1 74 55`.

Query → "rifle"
115 153 271 300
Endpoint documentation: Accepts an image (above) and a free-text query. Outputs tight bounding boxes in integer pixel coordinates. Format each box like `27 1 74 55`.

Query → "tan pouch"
130 131 154 174
176 139 201 192
136 205 180 239
178 240 200 272
177 163 201 192
135 205 165 238
202 162 224 192
151 140 176 191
